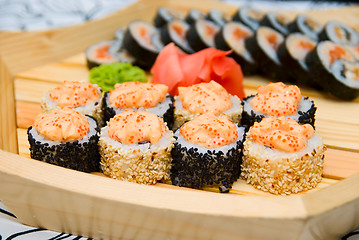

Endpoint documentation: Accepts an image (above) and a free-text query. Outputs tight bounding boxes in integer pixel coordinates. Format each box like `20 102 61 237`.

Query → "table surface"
1 0 359 239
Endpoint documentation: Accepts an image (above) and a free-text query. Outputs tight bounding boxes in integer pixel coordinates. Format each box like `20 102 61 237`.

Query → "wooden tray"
1 0 359 239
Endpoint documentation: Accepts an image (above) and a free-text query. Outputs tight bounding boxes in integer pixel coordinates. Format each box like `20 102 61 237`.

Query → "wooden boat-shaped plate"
0 0 359 239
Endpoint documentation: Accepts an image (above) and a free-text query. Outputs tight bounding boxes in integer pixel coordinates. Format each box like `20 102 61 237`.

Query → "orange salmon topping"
34 108 89 142
180 113 238 148
109 81 168 108
49 81 100 108
178 80 232 115
250 82 301 116
250 116 314 153
108 110 166 144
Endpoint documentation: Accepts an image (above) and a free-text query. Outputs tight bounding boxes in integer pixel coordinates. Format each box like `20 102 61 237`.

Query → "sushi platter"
1 0 359 239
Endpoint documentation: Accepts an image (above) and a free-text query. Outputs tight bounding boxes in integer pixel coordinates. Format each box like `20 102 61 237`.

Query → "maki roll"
319 21 359 46
186 19 220 52
206 9 231 27
171 113 245 193
154 7 185 28
28 108 100 172
85 40 120 69
287 15 323 41
102 81 174 128
99 110 174 184
215 21 258 75
241 82 316 127
305 41 357 100
185 9 205 25
277 33 319 88
241 116 326 195
245 26 289 81
41 81 104 126
173 81 242 130
123 20 164 69
259 12 291 36
160 19 194 53
232 7 264 31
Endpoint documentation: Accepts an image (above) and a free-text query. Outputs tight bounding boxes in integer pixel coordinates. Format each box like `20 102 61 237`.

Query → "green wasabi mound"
89 62 147 91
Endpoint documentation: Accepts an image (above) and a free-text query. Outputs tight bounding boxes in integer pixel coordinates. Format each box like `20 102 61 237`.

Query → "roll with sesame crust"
241 116 326 195
99 110 175 185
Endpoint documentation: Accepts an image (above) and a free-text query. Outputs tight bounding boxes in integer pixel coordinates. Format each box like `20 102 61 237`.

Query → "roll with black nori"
170 113 245 193
215 21 258 75
185 9 205 25
245 26 289 81
206 9 231 27
259 12 291 36
160 19 194 53
287 15 323 41
319 21 359 46
277 33 319 88
305 41 357 100
241 82 316 127
123 20 164 69
232 7 264 31
28 109 100 173
186 19 220 52
154 7 185 28
85 40 120 69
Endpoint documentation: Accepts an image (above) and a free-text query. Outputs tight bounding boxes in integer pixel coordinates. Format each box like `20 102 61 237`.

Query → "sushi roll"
171 113 245 193
160 19 194 53
85 40 120 69
41 81 104 127
287 15 323 41
28 108 100 172
319 21 359 46
215 21 258 75
173 80 242 130
245 26 289 81
154 7 185 28
102 81 174 128
277 33 319 88
206 9 231 27
241 82 316 127
259 12 291 36
186 19 220 52
123 20 164 69
99 110 174 184
305 41 357 100
185 9 205 25
232 7 264 31
241 116 326 195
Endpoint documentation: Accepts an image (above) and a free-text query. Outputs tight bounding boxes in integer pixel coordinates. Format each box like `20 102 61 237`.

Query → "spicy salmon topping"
250 82 301 116
178 80 232 115
34 108 89 142
109 82 168 109
250 116 314 153
108 110 166 144
49 81 100 108
180 113 238 148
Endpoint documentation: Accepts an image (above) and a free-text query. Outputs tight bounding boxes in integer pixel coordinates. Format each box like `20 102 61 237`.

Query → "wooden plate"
1 0 359 239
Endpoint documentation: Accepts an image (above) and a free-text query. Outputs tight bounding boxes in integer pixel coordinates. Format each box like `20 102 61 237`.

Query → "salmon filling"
250 82 301 116
109 81 168 109
178 80 232 115
250 116 314 152
108 110 166 144
49 81 100 108
180 113 238 148
34 108 89 142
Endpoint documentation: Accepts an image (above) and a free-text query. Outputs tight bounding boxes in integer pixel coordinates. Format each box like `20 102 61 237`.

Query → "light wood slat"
16 101 42 129
14 78 60 103
60 53 87 66
15 63 89 83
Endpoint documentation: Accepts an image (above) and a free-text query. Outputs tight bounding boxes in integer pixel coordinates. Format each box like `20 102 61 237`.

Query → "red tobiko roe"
150 43 245 99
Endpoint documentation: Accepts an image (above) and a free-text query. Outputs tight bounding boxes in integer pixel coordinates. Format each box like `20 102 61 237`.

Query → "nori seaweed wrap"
185 9 205 25
160 19 194 53
28 109 100 173
171 114 245 193
154 7 185 28
287 15 323 41
186 19 220 52
85 40 120 69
